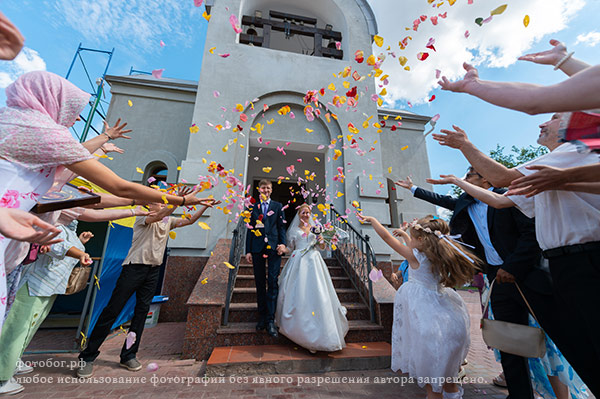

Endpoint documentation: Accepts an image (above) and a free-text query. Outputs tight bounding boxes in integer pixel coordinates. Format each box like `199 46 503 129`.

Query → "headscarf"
0 71 93 170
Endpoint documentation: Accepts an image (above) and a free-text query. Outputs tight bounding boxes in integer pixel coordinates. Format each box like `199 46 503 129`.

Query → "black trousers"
252 248 281 323
79 264 161 363
489 274 535 399
545 249 600 397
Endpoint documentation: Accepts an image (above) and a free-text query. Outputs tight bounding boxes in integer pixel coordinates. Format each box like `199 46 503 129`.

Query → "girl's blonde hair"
409 215 481 288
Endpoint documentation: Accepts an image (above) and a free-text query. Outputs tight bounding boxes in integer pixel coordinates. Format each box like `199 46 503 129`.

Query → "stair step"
225 301 370 323
214 320 387 348
234 274 353 289
218 320 383 335
231 287 360 303
237 264 346 277
238 257 339 267
205 342 391 376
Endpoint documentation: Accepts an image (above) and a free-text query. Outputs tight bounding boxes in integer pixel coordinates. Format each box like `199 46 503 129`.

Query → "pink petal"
151 69 164 79
160 40 165 47
229 14 243 34
464 30 470 38
125 332 137 349
435 69 441 79
218 53 230 58
213 91 220 98
194 0 204 6
431 113 440 123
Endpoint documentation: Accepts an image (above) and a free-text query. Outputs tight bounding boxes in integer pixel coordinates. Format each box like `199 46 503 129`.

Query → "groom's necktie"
261 201 268 215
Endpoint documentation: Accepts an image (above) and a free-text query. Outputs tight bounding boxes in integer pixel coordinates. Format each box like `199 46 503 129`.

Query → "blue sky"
1 0 600 194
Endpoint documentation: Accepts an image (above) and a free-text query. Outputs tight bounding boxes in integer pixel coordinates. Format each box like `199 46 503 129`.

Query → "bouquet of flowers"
310 221 349 251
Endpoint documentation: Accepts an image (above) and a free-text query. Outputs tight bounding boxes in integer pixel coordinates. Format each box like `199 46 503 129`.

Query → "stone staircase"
214 257 388 348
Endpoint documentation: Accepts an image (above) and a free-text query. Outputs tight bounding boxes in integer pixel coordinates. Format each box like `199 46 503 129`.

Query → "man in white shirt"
430 115 600 396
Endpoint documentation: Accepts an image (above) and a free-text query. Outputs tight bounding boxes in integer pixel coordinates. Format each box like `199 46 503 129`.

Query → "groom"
245 179 287 337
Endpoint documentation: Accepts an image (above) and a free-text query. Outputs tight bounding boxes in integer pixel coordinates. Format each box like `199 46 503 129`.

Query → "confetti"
523 15 530 27
151 69 164 79
224 262 235 269
190 124 199 134
198 222 211 230
218 53 230 58
401 145 409 151
202 11 211 21
262 167 272 173
147 362 159 372
373 35 384 47
369 268 383 282
136 167 143 174
464 30 470 38
354 50 364 63
125 332 136 349
194 0 203 6
229 14 242 34
169 231 177 239
128 100 133 107
160 40 165 47
490 4 507 15
201 278 208 285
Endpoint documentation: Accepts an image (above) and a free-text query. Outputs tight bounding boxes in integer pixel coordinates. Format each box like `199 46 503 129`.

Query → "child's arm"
172 200 219 229
65 246 93 266
357 214 417 264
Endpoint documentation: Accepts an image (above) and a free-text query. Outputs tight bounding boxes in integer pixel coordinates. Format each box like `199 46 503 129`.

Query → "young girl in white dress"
276 204 349 353
359 214 480 399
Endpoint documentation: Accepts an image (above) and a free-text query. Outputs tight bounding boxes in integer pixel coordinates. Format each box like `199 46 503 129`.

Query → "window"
240 10 343 59
147 164 168 189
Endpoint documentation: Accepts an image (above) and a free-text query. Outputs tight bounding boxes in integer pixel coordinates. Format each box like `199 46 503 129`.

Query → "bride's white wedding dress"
275 227 349 352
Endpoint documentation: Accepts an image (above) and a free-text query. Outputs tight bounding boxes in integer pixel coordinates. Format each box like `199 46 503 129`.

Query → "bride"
275 204 349 353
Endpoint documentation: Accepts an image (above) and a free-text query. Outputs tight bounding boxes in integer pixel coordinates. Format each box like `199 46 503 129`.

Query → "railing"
329 205 376 323
222 216 247 326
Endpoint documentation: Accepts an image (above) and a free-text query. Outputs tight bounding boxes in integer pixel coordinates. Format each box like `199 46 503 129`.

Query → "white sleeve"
506 193 535 218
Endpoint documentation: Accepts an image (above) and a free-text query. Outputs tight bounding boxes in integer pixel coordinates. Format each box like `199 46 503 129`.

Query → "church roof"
355 0 378 37
105 74 198 92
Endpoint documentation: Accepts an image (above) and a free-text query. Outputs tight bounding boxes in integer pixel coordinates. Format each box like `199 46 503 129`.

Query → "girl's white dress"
275 228 348 352
391 249 470 392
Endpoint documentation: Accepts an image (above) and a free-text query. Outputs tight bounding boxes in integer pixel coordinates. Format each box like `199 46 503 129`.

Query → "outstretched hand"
518 39 567 66
103 118 132 140
438 63 479 93
426 175 459 186
78 231 94 245
0 12 24 60
506 164 565 197
432 125 470 150
100 143 124 154
394 176 413 190
0 208 63 245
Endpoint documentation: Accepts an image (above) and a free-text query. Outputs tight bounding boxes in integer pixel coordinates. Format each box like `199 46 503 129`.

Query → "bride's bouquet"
311 221 349 251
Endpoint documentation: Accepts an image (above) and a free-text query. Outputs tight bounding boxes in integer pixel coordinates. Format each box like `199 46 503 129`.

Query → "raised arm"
81 119 131 154
438 62 600 115
357 214 417 263
428 175 515 209
65 159 211 207
172 200 219 228
508 163 600 196
77 207 149 222
432 125 523 187
518 39 591 77
0 208 62 245
396 176 460 210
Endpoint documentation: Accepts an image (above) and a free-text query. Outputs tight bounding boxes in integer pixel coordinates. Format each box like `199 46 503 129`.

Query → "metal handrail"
222 216 247 326
329 205 377 323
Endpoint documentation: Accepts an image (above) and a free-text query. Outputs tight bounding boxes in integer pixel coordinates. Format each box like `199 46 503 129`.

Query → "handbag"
481 279 547 358
65 265 91 295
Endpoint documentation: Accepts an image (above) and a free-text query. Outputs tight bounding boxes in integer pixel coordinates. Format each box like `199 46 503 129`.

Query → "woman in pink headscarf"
0 71 212 335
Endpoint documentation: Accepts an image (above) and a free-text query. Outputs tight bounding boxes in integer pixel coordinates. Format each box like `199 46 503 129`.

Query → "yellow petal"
342 81 350 89
490 4 507 16
224 262 235 269
336 192 344 197
198 222 211 230
328 83 336 91
306 128 313 133
128 100 133 107
136 167 143 174
523 15 530 27
209 47 216 54
169 231 177 239
314 157 320 162
201 278 208 285
401 145 409 151
262 167 272 173
373 35 384 47
388 167 393 173
202 11 211 21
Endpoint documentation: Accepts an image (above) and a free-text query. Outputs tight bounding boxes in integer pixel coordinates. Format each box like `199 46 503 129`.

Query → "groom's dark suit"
245 199 286 326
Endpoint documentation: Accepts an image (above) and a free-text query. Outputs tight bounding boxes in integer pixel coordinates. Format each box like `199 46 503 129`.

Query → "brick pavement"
16 291 508 398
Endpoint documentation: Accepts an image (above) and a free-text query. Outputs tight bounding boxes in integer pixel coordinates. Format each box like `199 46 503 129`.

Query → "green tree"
450 144 548 197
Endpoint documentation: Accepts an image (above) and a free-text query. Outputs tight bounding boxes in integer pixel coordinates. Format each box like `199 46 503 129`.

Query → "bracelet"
554 51 574 70
99 146 107 153
181 196 186 207
130 208 135 216
102 132 113 140
131 199 136 206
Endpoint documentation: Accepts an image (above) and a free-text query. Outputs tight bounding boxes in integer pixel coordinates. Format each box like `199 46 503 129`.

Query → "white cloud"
368 0 585 105
0 47 47 88
575 31 600 47
47 0 203 53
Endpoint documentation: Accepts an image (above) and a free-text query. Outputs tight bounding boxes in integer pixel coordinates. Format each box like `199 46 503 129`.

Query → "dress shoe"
267 321 278 337
256 320 266 331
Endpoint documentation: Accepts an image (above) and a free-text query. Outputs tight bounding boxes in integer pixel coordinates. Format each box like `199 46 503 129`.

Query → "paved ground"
16 291 508 398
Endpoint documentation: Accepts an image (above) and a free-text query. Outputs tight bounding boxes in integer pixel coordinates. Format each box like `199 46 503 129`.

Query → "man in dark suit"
396 170 552 399
245 179 287 337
